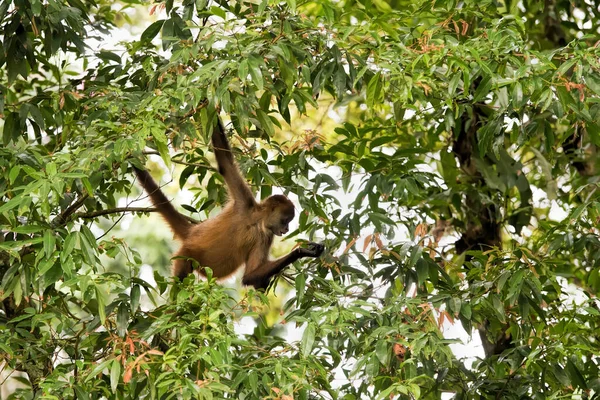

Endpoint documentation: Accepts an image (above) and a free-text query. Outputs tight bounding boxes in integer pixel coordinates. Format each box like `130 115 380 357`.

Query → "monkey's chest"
239 226 270 253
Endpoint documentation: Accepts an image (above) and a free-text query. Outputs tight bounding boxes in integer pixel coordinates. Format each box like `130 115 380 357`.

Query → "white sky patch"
404 108 416 119
234 316 258 335
548 200 569 222
573 8 586 21
444 321 485 368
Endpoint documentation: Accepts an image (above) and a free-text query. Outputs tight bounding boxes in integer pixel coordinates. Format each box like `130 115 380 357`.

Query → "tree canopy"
1 0 600 398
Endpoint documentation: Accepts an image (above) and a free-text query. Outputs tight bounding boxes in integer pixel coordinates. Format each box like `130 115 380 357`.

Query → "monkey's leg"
172 254 194 281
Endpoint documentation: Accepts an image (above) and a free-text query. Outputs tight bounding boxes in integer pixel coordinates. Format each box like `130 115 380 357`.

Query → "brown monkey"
134 119 324 290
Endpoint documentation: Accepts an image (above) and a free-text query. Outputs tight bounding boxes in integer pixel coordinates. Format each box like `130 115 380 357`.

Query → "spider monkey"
134 118 324 290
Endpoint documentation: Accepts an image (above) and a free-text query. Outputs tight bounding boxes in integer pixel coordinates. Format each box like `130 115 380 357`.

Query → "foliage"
1 0 600 398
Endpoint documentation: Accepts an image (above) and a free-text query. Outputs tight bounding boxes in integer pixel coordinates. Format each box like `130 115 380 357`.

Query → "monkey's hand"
298 242 325 258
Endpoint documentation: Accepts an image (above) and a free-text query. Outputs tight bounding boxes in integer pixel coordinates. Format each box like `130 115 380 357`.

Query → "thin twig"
75 206 155 218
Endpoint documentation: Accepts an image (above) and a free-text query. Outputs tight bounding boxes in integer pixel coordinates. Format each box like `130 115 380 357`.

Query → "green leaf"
13 278 22 305
0 195 23 214
566 359 587 389
301 323 316 356
528 146 556 200
512 82 523 107
256 110 274 136
555 86 575 109
8 165 20 184
2 111 20 145
155 140 171 169
43 230 55 259
117 302 128 337
110 360 121 393
131 284 141 313
27 104 45 129
555 57 578 77
95 286 107 325
38 258 56 276
585 73 600 95
86 360 112 382
196 0 208 11
477 119 502 157
78 230 96 265
393 101 405 122
74 386 90 400
238 59 248 81
141 20 165 43
491 294 506 323
460 302 472 319
569 203 586 222
295 271 306 306
248 57 263 91
61 232 77 263
82 178 94 196
161 18 174 50
257 0 268 14
10 225 43 234
181 204 198 213
6 46 28 83
30 0 42 15
450 297 462 315
366 72 383 108
209 5 226 19
46 162 57 176
248 370 258 393
375 340 389 365
448 72 461 96
497 87 508 109
368 212 396 228
415 258 428 284
98 51 122 64
472 76 492 102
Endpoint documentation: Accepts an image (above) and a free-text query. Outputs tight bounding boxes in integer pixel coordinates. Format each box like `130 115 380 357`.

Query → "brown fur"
134 118 324 290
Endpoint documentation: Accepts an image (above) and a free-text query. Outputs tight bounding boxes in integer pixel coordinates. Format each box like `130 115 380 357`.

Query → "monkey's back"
176 203 266 278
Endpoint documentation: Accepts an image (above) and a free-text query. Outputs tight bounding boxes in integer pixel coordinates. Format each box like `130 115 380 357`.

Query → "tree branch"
73 207 198 224
51 194 90 227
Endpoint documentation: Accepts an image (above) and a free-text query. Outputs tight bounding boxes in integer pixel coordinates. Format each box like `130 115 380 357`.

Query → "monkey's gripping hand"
298 242 325 258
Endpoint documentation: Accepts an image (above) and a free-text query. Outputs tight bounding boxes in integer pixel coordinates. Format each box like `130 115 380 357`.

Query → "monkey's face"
269 209 294 236
263 195 295 236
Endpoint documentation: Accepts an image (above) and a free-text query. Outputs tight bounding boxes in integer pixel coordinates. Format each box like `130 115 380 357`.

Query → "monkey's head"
263 195 295 236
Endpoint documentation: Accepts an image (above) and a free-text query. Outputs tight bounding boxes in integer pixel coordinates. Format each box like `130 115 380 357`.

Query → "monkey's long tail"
133 167 192 240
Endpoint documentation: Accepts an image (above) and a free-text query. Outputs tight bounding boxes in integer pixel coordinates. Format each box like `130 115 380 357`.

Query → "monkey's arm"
212 119 256 208
242 243 324 290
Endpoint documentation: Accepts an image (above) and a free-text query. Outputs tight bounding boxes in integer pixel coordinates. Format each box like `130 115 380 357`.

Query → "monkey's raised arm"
212 119 257 208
